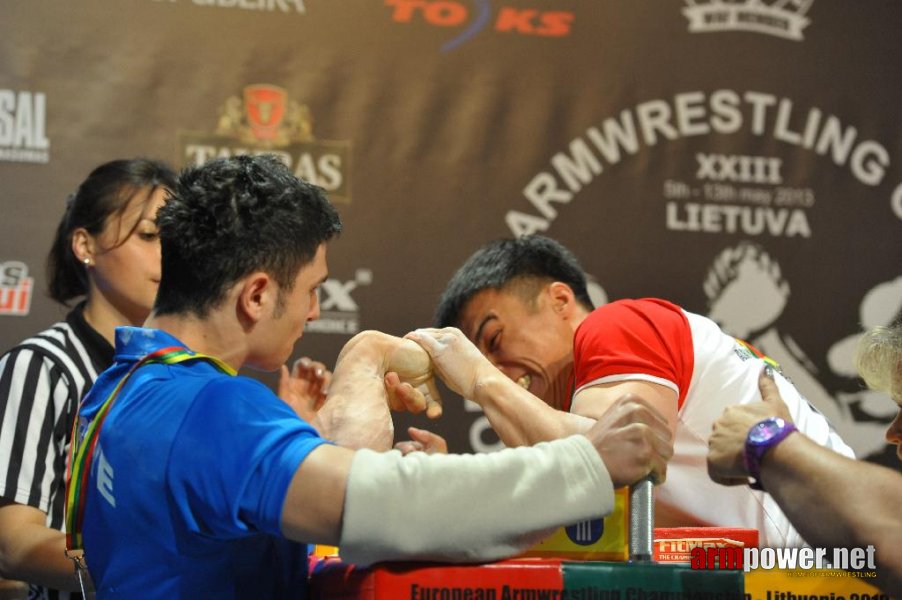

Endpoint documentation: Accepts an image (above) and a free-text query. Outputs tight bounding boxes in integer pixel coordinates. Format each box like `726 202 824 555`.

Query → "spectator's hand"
394 427 449 455
278 357 331 422
384 339 443 419
405 327 495 400
707 368 795 486
583 393 673 488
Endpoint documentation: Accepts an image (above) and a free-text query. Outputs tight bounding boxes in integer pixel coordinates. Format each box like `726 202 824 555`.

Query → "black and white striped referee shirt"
0 302 112 600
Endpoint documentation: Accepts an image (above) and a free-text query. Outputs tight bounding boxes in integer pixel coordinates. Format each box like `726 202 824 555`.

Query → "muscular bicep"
280 444 355 546
571 381 679 434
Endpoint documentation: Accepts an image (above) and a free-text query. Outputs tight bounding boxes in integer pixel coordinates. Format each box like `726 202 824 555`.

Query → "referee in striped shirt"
0 159 175 600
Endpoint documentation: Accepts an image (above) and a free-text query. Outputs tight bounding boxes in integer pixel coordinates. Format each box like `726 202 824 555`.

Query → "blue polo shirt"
78 327 329 599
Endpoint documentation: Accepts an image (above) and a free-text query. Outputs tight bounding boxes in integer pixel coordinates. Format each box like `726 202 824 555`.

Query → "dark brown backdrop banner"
2 0 900 465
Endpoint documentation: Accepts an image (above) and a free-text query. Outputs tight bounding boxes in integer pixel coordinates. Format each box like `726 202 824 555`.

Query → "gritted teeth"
516 374 531 389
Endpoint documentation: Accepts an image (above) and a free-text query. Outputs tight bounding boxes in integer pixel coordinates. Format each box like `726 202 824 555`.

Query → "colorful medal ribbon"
64 345 236 551
735 338 782 371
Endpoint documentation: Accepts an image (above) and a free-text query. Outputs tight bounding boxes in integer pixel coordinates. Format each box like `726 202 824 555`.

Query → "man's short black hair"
434 235 594 328
154 154 342 317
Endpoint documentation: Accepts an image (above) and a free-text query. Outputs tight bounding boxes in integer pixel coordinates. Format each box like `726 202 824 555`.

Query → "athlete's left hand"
278 356 331 422
394 427 449 455
707 368 794 485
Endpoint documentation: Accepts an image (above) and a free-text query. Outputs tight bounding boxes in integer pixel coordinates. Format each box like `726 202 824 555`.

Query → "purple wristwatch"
743 417 797 491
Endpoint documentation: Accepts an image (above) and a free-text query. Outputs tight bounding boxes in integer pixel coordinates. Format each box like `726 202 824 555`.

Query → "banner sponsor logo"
683 0 813 41
180 84 351 203
0 261 34 317
656 537 746 563
385 0 574 51
305 269 372 335
0 89 50 164
504 89 902 239
153 0 306 14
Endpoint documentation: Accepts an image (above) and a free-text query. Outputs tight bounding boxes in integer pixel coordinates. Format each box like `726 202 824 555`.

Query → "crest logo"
683 0 813 41
181 84 351 202
243 85 287 142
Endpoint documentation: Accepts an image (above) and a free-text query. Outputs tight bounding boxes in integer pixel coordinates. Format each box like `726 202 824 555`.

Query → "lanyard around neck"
65 345 236 551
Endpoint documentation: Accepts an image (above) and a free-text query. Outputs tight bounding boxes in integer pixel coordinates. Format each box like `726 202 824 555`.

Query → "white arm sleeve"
339 434 614 566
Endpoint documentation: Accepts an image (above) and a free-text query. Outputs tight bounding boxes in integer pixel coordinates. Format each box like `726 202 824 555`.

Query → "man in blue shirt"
75 155 674 599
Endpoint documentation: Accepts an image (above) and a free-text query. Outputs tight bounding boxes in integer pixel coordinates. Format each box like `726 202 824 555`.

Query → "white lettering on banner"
505 89 900 237
666 203 811 238
696 153 782 185
683 0 813 41
184 145 344 192
186 0 306 12
0 90 50 163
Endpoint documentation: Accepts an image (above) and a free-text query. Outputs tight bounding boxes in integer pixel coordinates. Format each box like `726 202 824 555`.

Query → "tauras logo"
0 89 50 164
180 84 351 203
683 0 813 41
0 261 34 317
306 269 372 335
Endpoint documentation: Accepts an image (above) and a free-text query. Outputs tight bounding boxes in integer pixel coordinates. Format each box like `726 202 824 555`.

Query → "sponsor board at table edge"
0 261 34 317
384 0 575 52
151 0 306 14
522 487 629 561
179 84 351 204
503 88 902 239
683 0 814 41
0 89 50 164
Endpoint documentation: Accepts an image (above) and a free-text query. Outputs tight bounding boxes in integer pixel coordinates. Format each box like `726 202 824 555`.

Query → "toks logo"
683 0 814 41
385 0 574 51
179 84 352 203
0 261 34 317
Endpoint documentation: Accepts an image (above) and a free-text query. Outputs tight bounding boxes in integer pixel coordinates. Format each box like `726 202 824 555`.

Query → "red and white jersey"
572 298 853 548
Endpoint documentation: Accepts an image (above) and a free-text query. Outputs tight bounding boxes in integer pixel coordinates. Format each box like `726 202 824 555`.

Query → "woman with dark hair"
0 158 177 600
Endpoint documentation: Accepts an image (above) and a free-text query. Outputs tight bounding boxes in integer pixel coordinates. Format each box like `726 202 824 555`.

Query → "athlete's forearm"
0 512 90 593
314 330 396 450
472 371 592 446
339 435 613 565
761 434 902 592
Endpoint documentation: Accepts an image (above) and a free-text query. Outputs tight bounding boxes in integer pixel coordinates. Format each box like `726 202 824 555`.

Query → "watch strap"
744 418 797 491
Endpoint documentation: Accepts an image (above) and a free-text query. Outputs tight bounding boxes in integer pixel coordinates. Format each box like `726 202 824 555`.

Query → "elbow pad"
339 435 614 566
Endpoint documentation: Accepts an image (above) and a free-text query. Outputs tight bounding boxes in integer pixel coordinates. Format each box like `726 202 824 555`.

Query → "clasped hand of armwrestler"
400 327 674 487
279 327 672 488
278 332 447 431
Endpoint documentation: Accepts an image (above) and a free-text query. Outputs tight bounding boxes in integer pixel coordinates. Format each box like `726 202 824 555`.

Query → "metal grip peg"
629 475 654 562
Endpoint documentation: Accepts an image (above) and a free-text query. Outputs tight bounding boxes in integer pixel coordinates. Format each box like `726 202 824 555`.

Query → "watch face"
749 418 785 444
